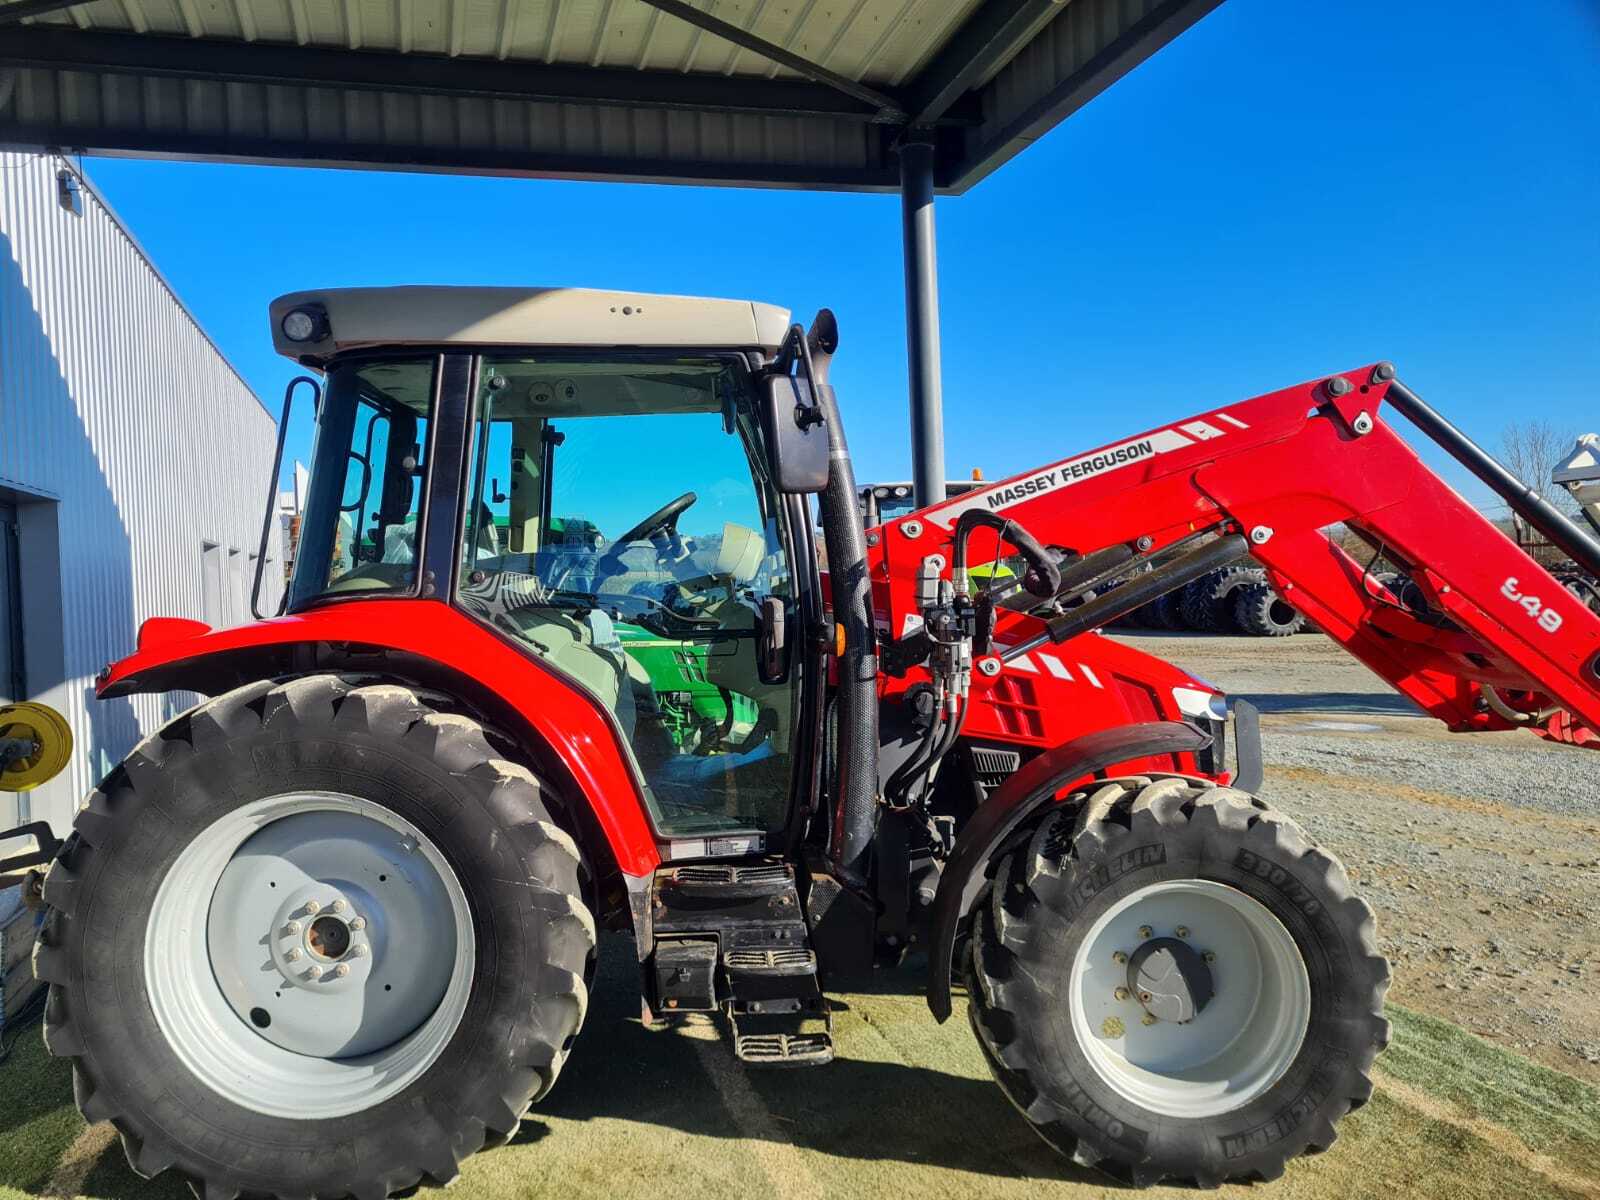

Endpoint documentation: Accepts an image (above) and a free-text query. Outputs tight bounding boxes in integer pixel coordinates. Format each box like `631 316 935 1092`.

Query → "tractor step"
733 1026 833 1066
649 858 832 1067
723 946 817 976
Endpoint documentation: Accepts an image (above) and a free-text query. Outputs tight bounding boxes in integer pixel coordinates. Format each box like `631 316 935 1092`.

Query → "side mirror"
761 374 830 494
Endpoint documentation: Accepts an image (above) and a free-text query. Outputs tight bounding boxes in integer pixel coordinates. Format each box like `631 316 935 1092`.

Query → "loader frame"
870 363 1600 753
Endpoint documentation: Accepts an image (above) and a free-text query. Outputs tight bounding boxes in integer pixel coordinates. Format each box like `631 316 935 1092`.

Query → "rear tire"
1178 568 1267 633
967 777 1388 1186
1234 583 1306 637
35 675 595 1200
1144 592 1182 631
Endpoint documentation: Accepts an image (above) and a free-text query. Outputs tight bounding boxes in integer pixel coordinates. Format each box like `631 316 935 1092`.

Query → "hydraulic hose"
952 509 1061 598
886 704 946 806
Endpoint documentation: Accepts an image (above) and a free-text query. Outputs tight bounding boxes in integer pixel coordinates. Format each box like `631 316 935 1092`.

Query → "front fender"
925 720 1211 1021
100 599 661 878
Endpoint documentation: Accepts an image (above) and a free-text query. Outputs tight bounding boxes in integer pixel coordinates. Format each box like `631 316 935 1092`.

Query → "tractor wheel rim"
1068 879 1310 1118
145 791 474 1119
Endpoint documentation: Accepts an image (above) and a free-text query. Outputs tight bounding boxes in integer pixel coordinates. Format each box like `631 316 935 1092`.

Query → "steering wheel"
595 491 698 577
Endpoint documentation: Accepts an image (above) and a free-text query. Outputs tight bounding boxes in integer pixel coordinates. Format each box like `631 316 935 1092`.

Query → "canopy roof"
0 0 1220 192
269 286 791 364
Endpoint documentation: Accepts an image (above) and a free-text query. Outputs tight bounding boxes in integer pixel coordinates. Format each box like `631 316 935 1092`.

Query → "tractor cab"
273 288 817 843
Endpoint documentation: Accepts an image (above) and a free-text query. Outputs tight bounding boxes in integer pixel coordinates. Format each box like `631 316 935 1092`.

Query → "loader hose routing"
950 508 1061 598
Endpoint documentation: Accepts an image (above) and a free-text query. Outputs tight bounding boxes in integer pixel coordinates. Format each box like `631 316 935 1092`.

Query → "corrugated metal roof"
0 0 1223 192
30 0 983 84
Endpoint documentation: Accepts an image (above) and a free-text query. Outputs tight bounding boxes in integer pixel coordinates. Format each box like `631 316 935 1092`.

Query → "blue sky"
88 0 1599 514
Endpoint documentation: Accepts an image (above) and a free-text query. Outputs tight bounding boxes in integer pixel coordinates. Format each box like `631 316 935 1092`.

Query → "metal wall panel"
0 150 279 835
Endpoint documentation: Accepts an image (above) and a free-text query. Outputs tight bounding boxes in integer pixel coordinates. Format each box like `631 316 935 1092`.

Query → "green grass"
0 1010 82 1196
1381 1003 1600 1165
1 947 1597 1200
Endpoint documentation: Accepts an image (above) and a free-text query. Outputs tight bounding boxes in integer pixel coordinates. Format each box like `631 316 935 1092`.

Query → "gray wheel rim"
145 791 475 1119
1069 879 1311 1118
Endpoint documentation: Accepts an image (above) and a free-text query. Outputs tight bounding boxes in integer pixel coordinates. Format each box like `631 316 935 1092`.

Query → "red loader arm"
886 364 1600 748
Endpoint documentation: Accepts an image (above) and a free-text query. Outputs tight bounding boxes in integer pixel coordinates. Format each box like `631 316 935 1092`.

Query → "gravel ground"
1112 631 1600 1084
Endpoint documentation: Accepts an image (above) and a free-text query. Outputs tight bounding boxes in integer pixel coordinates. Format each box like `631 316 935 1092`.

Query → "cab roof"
269 286 792 367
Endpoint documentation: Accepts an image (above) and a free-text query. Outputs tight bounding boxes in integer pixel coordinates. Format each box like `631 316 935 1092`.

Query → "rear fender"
925 720 1210 1021
99 600 661 882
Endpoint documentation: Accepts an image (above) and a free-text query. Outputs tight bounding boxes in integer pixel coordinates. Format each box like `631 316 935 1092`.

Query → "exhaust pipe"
805 313 880 886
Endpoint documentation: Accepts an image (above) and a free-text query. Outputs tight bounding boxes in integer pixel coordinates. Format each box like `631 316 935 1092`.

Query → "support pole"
898 136 946 506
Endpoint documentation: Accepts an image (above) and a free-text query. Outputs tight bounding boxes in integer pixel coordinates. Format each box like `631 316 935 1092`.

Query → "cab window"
289 358 434 607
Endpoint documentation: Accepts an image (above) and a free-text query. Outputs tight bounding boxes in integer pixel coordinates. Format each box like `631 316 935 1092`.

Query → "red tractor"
6 286 1598 1196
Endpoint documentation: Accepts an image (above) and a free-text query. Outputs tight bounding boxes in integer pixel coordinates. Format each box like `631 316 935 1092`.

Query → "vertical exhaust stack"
806 311 879 886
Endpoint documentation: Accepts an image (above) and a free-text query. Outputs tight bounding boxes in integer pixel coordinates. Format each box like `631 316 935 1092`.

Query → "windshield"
457 354 800 838
288 358 435 608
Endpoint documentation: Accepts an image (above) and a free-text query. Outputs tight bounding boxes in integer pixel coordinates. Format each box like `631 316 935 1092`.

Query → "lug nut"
285 947 301 962
283 920 301 936
1112 951 1128 965
349 917 366 931
1138 925 1153 939
1114 987 1131 1001
306 964 323 979
1203 951 1217 964
351 943 369 958
334 963 351 978
1175 926 1189 939
1141 1013 1158 1026
303 899 321 915
331 898 347 913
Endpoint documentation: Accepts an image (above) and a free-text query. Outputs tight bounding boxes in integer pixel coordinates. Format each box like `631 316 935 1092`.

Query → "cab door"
454 354 808 842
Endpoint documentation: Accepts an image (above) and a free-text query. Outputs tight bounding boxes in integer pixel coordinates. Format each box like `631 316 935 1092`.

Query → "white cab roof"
269 286 792 364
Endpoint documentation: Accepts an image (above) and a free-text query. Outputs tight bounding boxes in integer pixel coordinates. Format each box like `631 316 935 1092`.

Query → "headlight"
281 306 328 343
1172 686 1229 722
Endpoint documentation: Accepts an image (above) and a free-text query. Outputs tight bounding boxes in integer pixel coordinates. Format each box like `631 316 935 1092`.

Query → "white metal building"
0 151 281 838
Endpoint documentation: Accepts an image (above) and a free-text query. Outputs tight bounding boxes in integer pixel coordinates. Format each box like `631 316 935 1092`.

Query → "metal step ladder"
649 860 833 1066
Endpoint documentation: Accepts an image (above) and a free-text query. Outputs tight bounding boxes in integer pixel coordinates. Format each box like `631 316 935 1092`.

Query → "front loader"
4 286 1597 1196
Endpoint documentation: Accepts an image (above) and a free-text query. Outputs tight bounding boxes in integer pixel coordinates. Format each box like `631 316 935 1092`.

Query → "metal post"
899 136 946 506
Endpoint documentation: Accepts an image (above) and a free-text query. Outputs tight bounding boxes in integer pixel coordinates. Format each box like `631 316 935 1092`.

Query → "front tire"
968 777 1388 1187
34 675 595 1200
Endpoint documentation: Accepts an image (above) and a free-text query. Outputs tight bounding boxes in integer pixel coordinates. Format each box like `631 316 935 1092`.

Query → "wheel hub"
1125 936 1214 1023
203 807 461 1059
262 888 373 990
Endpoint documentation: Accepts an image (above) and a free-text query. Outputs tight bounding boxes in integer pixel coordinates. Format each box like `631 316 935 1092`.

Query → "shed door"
0 501 21 704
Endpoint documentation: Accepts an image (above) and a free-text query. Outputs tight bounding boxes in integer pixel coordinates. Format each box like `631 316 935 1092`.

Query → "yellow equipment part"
0 702 73 791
